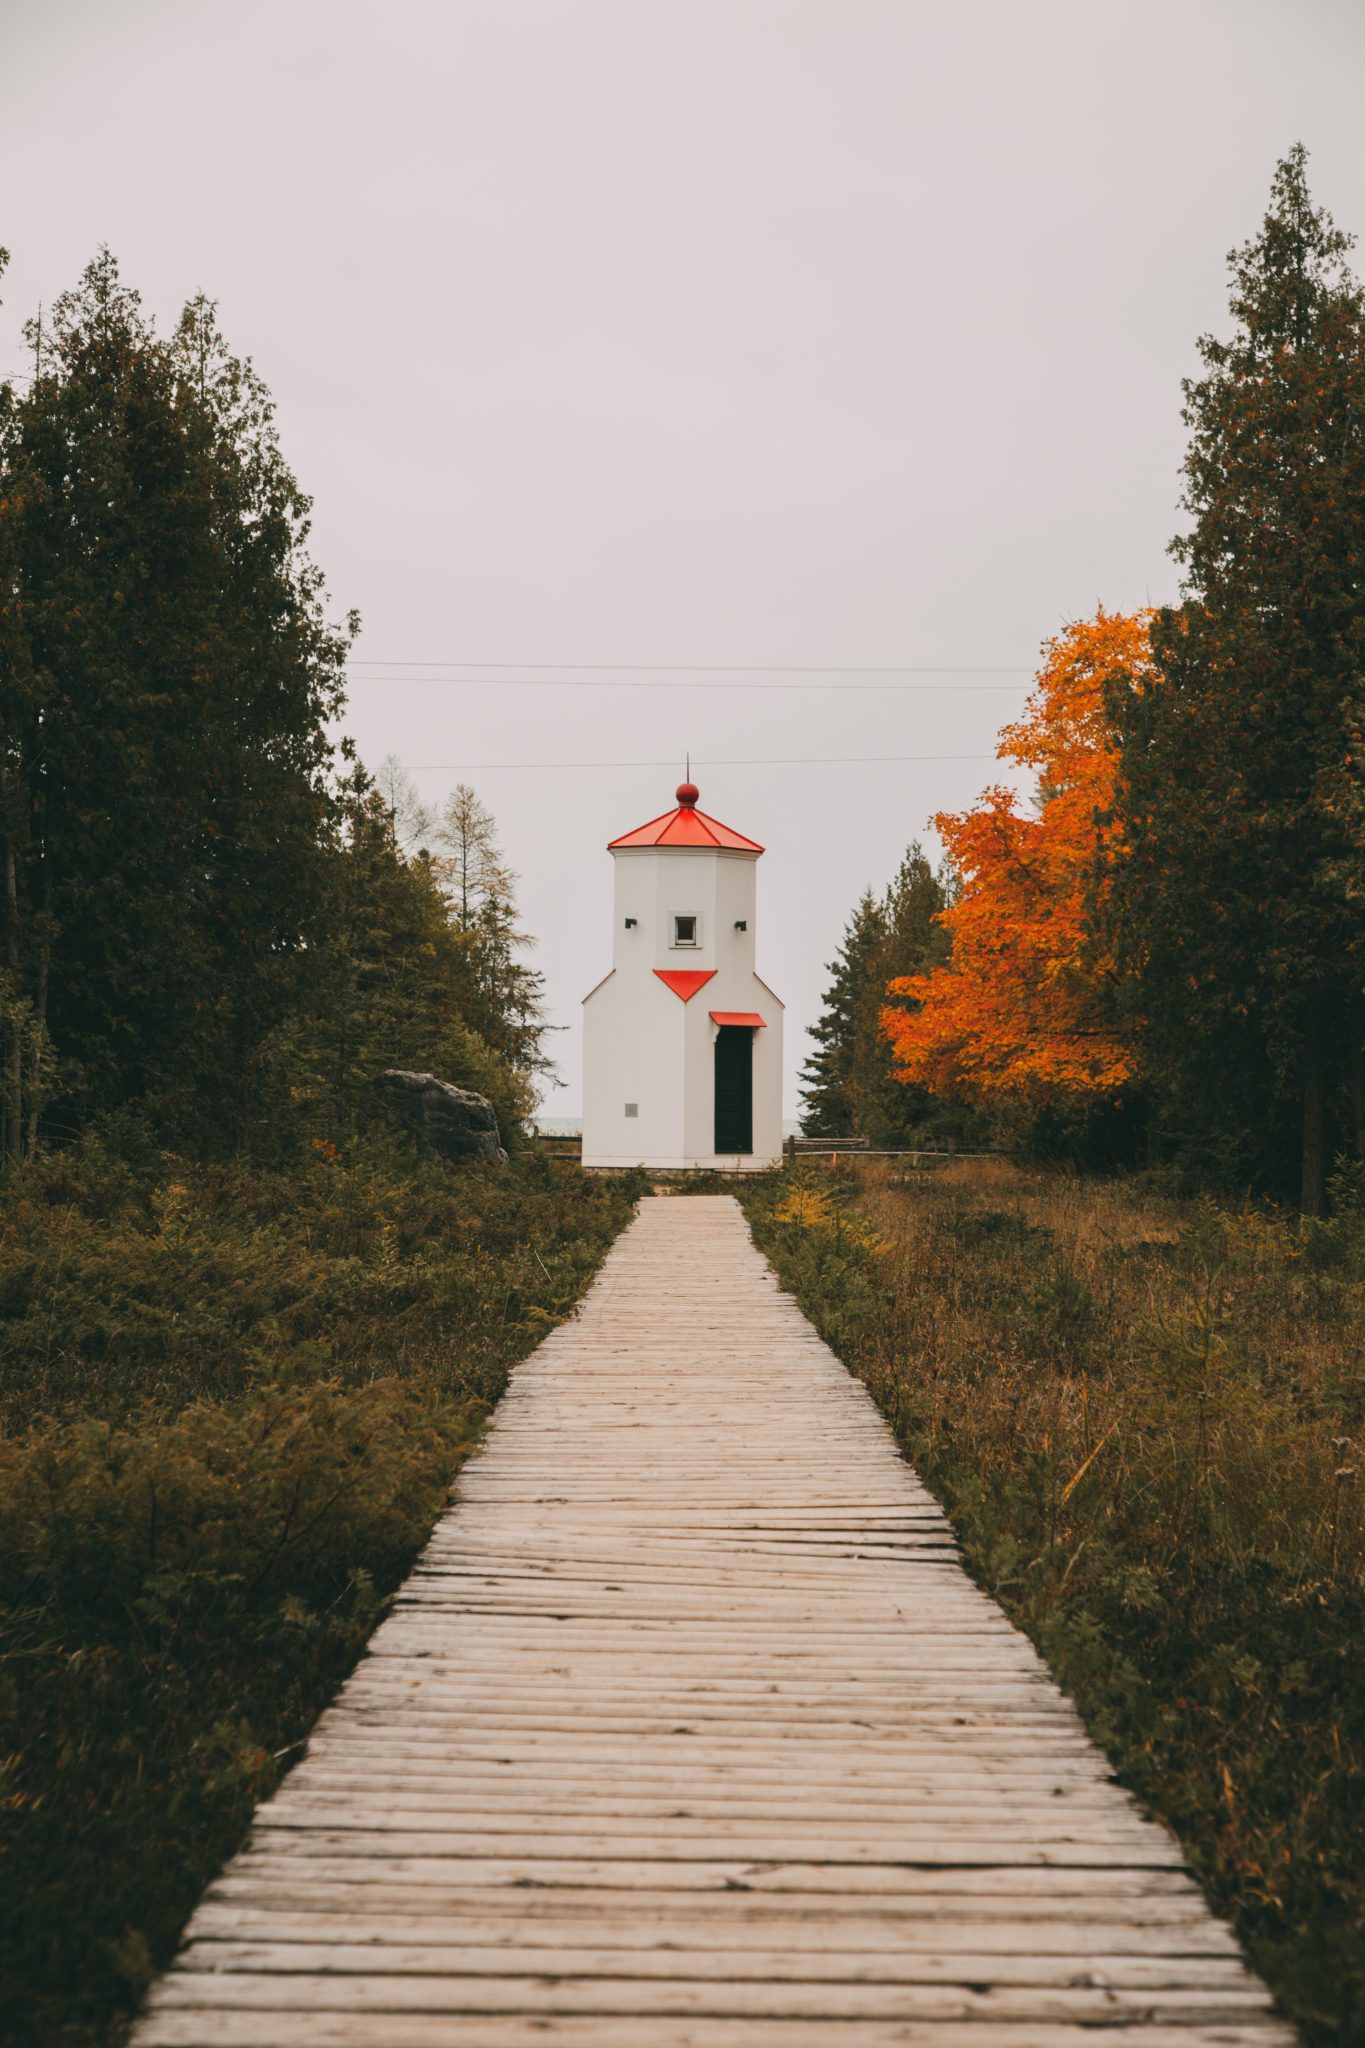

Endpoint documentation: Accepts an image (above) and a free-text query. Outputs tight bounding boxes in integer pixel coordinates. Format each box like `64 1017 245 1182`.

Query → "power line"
354 659 1027 670
347 659 1031 692
350 671 1025 692
401 752 1003 771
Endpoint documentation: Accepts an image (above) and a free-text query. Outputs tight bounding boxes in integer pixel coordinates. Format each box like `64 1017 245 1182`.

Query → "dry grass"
743 1158 1365 2048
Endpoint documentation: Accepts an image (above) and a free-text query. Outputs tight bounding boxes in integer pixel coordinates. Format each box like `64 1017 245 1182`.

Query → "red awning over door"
709 1011 766 1028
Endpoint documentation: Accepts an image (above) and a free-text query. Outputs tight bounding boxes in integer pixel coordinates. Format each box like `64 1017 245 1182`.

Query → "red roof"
610 781 763 853
710 1010 766 1028
654 968 716 1002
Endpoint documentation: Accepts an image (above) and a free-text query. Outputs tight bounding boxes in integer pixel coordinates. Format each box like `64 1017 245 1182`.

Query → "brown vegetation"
743 1158 1365 2046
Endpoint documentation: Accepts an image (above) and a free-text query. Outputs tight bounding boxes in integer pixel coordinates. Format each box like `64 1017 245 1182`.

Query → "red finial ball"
676 780 699 808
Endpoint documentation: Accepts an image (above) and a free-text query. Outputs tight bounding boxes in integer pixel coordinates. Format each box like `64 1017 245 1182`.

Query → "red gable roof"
609 781 763 854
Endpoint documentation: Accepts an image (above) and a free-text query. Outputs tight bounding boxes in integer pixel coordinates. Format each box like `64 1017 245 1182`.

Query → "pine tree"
799 891 887 1134
1 245 49 1158
0 251 352 1152
374 753 435 855
262 771 530 1145
435 784 551 1085
0 252 560 1163
800 846 950 1141
857 845 951 1143
1106 148 1365 1210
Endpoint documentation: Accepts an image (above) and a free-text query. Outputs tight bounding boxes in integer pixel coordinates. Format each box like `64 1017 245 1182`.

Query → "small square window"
624 1102 639 1118
673 915 698 946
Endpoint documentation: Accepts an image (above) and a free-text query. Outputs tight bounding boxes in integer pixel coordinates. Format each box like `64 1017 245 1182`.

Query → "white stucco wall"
582 967 687 1163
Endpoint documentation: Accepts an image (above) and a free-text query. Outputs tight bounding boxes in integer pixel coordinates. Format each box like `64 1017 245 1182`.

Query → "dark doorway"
714 1027 754 1153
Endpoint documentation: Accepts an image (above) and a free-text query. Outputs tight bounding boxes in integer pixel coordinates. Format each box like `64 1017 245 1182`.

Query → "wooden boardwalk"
135 1195 1290 2047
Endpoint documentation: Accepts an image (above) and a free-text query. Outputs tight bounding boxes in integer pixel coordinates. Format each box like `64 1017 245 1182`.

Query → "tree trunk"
1300 1023 1328 1218
1352 1042 1365 1165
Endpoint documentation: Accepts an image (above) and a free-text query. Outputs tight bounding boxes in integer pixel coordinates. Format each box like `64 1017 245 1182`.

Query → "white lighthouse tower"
582 779 784 1170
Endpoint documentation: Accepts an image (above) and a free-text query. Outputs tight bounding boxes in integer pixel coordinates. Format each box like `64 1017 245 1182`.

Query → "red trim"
654 967 716 1002
710 1010 766 1028
610 804 763 853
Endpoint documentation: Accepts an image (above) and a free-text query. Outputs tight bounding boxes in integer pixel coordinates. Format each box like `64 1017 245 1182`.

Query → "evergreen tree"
1106 148 1365 1210
800 845 950 1140
265 771 532 1148
435 784 551 1085
856 845 951 1143
799 891 886 1134
0 251 352 1152
0 252 555 1164
374 752 435 855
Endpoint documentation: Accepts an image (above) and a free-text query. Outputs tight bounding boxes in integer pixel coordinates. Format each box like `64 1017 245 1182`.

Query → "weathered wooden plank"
295 1736 1117 1779
147 1971 1277 2020
198 1879 1236 1925
223 1853 1208 1897
134 2014 1297 2048
224 1851 1195 1892
273 1778 1136 1814
175 1942 1261 1989
277 1747 1113 1780
298 1737 1127 1775
131 1198 1286 2046
185 1907 1245 1954
247 1818 1184 1859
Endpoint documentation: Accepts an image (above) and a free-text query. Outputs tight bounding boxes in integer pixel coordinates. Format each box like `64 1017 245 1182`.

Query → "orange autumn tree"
884 610 1152 1109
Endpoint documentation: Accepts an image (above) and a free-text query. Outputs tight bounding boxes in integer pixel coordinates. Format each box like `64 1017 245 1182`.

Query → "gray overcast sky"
4 0 1365 1116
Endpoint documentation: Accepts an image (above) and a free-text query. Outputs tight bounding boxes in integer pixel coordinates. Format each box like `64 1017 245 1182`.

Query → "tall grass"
743 1159 1365 2048
0 1135 642 2046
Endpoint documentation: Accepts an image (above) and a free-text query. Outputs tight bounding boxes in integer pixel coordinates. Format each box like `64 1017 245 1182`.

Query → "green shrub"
0 1140 638 2046
0 1138 636 1429
0 1379 471 2043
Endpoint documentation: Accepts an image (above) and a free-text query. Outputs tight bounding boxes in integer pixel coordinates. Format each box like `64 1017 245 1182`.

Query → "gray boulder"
370 1070 508 1164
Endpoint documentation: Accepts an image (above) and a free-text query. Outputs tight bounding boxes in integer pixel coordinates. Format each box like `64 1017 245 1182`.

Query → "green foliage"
434 782 551 1083
0 255 545 1167
0 252 353 1154
800 889 886 1134
743 1161 1365 2047
1105 146 1365 1211
254 773 535 1155
801 844 967 1144
0 1134 633 1430
0 239 591 2048
0 1377 468 2038
0 1140 638 2045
